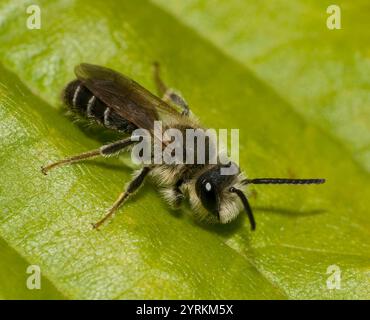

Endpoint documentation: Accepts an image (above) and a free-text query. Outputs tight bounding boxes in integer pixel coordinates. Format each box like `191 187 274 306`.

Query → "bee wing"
75 63 180 132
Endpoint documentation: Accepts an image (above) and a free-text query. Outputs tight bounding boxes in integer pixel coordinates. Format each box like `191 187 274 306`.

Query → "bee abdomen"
63 80 137 133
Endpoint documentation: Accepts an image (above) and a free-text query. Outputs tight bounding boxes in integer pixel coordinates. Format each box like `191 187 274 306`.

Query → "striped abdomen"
63 80 137 133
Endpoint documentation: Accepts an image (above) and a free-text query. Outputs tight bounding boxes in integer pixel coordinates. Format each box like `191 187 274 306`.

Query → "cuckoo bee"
41 63 325 230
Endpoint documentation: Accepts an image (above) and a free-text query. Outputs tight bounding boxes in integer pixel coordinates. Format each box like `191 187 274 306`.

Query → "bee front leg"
92 166 151 229
41 138 135 175
153 62 190 116
172 190 184 208
173 179 185 208
166 179 185 209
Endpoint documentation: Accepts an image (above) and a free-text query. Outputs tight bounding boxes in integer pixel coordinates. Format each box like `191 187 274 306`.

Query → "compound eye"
197 178 218 215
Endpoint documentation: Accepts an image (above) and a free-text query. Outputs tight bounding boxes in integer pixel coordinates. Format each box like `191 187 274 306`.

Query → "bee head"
194 162 246 224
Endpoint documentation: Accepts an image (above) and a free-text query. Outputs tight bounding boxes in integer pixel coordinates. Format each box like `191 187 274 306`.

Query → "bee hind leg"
153 62 189 116
41 138 135 175
92 166 151 229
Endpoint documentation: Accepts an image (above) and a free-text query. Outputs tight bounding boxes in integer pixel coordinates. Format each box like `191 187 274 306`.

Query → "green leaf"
0 0 369 299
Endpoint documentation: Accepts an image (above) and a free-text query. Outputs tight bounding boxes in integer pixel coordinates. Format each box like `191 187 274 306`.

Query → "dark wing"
75 63 180 132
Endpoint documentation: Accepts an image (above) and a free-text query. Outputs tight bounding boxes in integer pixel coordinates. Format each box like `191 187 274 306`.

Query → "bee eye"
196 178 219 215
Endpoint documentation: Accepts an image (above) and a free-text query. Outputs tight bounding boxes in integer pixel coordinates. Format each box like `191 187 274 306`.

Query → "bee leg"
173 179 184 208
171 190 184 208
41 138 135 175
164 90 190 116
153 62 190 116
166 187 184 209
92 167 151 229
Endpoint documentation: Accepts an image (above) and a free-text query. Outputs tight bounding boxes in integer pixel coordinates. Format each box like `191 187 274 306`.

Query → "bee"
41 63 325 230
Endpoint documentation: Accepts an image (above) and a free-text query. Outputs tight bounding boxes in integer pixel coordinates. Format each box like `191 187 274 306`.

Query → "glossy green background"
0 0 369 299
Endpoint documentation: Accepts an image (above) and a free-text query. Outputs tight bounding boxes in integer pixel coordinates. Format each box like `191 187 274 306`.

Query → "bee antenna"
241 178 326 185
229 187 256 231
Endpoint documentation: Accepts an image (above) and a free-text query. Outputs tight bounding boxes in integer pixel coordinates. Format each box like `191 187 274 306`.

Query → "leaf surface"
0 0 369 299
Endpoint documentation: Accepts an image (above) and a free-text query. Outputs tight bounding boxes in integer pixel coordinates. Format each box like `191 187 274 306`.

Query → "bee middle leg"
41 137 135 175
92 166 151 229
153 62 189 116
